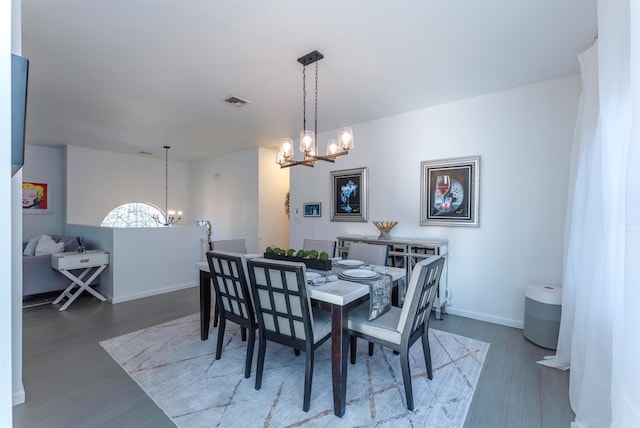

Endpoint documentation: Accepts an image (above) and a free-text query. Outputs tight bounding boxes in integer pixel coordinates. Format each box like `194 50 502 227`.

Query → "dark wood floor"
13 287 573 428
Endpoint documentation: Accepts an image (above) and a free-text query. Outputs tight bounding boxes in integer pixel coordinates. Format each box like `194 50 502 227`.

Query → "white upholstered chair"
212 239 247 254
346 242 388 266
347 256 445 410
302 239 336 257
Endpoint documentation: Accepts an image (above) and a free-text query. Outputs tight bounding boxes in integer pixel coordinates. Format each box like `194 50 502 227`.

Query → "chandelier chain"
164 146 169 218
302 65 307 131
314 61 318 137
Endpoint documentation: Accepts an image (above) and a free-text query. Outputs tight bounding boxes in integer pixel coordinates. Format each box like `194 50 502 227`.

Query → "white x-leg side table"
51 250 109 311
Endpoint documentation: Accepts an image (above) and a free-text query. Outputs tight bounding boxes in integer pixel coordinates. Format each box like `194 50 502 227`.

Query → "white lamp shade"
326 139 339 156
300 130 315 154
275 151 286 165
279 138 294 158
338 127 354 151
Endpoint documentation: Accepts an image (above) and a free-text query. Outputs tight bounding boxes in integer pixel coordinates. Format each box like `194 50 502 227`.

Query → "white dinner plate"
305 272 321 281
341 269 378 279
337 259 365 267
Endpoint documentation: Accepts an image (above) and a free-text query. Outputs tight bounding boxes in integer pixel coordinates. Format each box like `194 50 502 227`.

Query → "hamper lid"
525 284 562 305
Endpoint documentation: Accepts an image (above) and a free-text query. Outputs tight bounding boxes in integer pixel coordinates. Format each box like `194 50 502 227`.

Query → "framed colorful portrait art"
330 167 367 222
420 156 479 227
22 181 51 214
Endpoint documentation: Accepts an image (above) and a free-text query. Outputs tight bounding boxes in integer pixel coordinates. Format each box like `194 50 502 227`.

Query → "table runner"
310 262 393 320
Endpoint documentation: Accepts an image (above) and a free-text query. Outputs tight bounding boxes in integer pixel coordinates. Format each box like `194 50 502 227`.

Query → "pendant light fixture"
276 50 354 168
152 145 182 226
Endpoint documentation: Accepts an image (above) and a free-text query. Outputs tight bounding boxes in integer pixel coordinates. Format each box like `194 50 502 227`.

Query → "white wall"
189 147 289 253
290 75 581 328
258 147 290 251
2 0 13 418
65 224 204 303
22 145 64 239
9 0 24 412
65 145 189 226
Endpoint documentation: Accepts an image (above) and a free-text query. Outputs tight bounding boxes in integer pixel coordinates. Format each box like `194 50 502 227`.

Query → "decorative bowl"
372 221 398 240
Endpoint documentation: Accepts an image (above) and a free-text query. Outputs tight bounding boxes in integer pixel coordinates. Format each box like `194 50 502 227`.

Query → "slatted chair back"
206 250 257 378
206 250 254 324
246 258 314 346
212 239 247 254
347 242 389 266
303 239 336 258
397 256 445 341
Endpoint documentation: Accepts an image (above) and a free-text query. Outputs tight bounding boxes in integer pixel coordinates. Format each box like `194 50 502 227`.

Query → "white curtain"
541 0 640 426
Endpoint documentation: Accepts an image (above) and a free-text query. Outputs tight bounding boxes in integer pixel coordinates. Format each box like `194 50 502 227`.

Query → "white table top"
195 259 405 307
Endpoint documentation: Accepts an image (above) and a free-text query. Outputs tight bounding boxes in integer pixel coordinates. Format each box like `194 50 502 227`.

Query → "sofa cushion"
35 235 65 256
23 235 41 256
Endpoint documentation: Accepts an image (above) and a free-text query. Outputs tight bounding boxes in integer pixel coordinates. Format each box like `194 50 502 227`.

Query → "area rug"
100 313 489 427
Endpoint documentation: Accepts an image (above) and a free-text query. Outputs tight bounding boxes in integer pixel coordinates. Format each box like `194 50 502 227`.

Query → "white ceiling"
21 0 598 162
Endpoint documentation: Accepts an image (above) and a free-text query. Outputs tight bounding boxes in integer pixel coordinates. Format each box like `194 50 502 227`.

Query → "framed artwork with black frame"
330 167 367 222
420 156 479 227
303 202 322 217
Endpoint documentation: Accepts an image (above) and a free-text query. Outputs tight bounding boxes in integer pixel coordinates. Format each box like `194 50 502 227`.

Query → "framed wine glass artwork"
330 167 368 222
420 156 479 227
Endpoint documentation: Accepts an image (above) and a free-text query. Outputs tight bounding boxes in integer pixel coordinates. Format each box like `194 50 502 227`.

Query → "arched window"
101 202 166 228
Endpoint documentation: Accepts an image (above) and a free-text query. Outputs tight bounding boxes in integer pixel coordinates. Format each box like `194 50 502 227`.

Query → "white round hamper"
523 284 562 350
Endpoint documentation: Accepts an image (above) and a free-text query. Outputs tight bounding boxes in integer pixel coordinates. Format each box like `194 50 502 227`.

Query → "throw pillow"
62 237 80 252
35 235 65 256
23 235 42 256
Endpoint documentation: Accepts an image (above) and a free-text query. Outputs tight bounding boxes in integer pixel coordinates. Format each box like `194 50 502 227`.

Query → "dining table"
195 258 406 417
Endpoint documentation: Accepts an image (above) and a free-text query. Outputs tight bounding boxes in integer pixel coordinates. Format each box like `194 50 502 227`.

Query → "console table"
51 250 109 311
336 235 449 318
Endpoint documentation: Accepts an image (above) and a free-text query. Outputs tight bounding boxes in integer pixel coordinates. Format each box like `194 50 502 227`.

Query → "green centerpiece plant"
264 246 331 270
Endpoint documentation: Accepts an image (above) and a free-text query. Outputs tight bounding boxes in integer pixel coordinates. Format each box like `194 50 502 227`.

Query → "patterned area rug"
100 313 489 427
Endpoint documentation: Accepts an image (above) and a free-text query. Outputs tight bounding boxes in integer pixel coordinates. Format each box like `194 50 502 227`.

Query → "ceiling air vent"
223 95 251 108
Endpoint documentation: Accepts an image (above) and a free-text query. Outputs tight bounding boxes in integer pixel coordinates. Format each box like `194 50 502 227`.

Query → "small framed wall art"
22 181 51 214
420 156 479 227
330 167 368 222
303 202 322 217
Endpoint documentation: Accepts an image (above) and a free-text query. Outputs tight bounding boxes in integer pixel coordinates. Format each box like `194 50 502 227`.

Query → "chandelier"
276 50 354 168
152 145 182 226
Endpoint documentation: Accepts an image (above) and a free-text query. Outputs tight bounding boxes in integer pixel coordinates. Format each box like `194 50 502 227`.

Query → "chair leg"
350 336 357 364
400 349 414 411
244 327 255 379
241 327 247 342
213 301 219 327
368 342 374 356
303 349 314 411
255 335 266 390
215 318 225 360
421 329 433 380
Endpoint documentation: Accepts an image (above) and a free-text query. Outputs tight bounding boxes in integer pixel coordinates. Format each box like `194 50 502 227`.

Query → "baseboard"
111 282 198 304
13 387 25 406
444 306 524 329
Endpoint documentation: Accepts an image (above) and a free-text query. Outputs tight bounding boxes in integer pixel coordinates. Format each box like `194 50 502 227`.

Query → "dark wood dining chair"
206 250 257 379
210 239 248 327
246 258 331 412
347 256 445 410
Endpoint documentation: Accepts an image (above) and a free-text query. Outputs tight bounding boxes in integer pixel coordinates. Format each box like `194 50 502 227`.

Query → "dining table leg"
200 270 211 341
331 304 349 417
